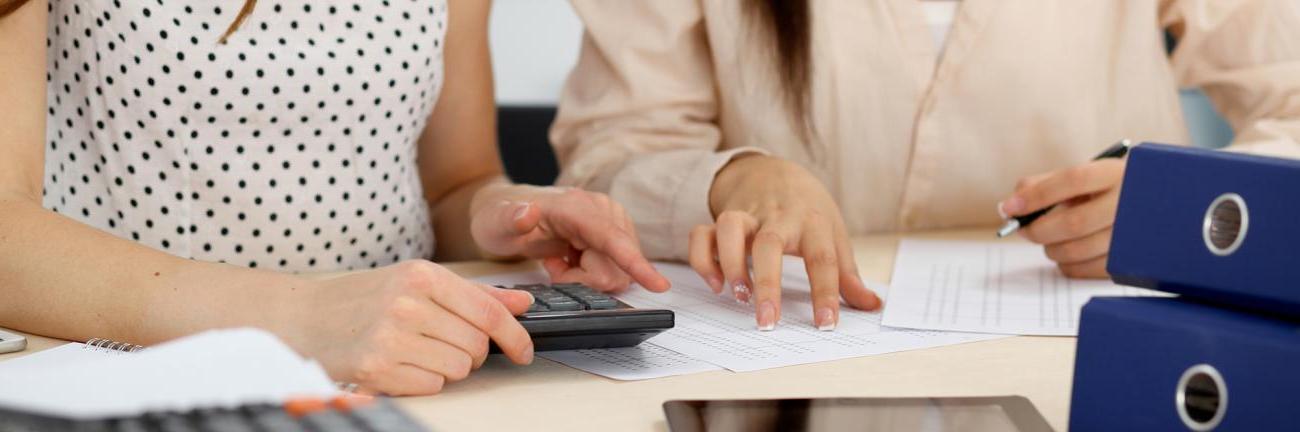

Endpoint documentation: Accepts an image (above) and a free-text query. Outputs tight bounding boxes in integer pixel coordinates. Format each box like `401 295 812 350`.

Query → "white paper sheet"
616 260 1005 372
538 344 723 380
882 239 1164 336
0 328 337 419
477 260 1004 378
474 272 723 380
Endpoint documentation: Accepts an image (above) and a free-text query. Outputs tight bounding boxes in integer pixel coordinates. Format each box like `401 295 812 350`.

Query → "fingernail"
707 276 723 294
512 203 531 221
732 281 751 305
815 307 836 331
757 301 777 331
1001 197 1025 215
996 202 1008 219
523 291 535 305
522 345 535 364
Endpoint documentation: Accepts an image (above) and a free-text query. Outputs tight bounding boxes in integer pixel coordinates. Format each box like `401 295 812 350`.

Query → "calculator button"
583 298 620 310
546 300 582 311
526 303 550 313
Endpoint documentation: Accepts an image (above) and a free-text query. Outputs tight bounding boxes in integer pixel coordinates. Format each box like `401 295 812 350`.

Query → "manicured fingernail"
997 202 1008 219
816 307 836 331
732 281 751 304
1001 197 1025 215
757 301 777 331
512 203 531 221
523 291 535 304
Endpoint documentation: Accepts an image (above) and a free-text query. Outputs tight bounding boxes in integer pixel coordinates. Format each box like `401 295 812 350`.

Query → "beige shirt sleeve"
550 0 765 260
1164 0 1300 156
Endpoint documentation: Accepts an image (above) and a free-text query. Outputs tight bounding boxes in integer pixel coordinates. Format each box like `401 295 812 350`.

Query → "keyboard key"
526 302 550 313
193 409 259 432
300 410 363 432
348 400 427 432
113 417 152 432
148 411 200 432
245 405 310 432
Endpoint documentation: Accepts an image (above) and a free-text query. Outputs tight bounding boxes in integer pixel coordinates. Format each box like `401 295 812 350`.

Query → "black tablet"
664 396 1053 432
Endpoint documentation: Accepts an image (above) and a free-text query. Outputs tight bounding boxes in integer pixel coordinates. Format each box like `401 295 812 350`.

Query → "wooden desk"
0 230 1076 431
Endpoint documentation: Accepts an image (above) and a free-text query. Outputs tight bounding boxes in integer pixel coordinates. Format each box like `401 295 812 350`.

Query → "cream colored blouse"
550 0 1300 261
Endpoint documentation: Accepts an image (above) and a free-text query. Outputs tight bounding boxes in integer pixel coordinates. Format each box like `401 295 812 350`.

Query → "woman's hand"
999 159 1126 278
470 185 670 293
691 155 881 331
293 261 535 396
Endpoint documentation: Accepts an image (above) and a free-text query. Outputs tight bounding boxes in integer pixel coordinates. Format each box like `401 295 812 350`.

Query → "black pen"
996 139 1134 238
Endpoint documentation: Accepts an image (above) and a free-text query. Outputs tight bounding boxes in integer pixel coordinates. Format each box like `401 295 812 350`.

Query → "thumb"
504 201 542 237
481 285 534 316
472 201 543 255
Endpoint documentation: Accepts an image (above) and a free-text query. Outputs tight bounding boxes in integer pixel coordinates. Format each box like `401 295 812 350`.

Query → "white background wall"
489 0 584 106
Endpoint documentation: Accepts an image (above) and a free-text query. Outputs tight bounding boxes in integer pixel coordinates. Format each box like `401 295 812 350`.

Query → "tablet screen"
663 396 1053 432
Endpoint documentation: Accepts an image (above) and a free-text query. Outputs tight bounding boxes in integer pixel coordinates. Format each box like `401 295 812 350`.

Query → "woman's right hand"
289 260 534 396
691 155 882 331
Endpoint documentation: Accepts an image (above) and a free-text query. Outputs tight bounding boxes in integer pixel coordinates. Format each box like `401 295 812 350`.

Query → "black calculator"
492 283 674 352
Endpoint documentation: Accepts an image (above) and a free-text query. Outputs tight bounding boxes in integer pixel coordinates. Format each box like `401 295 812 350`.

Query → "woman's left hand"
999 159 1127 278
470 186 671 293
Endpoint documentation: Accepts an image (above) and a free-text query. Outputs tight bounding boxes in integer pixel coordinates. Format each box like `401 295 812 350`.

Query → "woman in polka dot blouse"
0 0 671 395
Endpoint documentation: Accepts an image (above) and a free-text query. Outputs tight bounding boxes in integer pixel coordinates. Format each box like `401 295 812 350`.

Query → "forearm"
0 196 313 346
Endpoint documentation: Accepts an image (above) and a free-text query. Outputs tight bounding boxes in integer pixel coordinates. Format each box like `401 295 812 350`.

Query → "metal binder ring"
1176 364 1228 431
83 338 102 350
105 341 120 352
1202 193 1248 257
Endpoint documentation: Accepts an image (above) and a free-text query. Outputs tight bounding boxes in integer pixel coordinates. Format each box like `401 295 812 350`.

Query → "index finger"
571 216 671 292
428 278 535 365
1009 160 1125 216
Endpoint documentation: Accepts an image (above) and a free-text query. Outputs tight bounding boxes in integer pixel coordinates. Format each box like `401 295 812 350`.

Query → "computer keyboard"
0 397 426 432
494 283 674 352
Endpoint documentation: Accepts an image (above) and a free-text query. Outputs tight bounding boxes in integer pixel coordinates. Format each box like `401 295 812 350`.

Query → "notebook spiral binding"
83 338 146 354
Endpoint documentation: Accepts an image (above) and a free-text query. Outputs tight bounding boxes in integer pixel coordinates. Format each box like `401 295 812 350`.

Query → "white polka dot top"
43 0 446 271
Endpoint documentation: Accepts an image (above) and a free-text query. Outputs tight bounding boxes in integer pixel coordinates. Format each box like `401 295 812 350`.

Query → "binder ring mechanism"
1176 363 1228 431
1202 193 1248 257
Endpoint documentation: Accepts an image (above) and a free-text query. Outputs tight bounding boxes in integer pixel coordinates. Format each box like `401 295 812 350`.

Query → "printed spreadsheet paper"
474 271 723 380
882 239 1165 336
478 258 1005 380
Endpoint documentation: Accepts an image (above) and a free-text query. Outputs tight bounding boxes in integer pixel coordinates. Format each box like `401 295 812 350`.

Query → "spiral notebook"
0 328 338 419
0 337 147 374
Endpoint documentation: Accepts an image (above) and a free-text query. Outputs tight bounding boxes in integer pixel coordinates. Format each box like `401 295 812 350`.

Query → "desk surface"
0 230 1075 431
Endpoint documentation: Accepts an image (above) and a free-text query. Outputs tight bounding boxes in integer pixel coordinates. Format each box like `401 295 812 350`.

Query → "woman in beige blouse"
550 1 1300 331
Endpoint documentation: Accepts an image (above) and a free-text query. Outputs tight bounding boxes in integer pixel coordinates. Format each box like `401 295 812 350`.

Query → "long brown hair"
1 0 256 44
0 0 30 17
749 0 813 139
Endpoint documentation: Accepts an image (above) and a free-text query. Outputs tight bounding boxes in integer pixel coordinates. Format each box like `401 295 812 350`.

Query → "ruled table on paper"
882 239 1165 336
